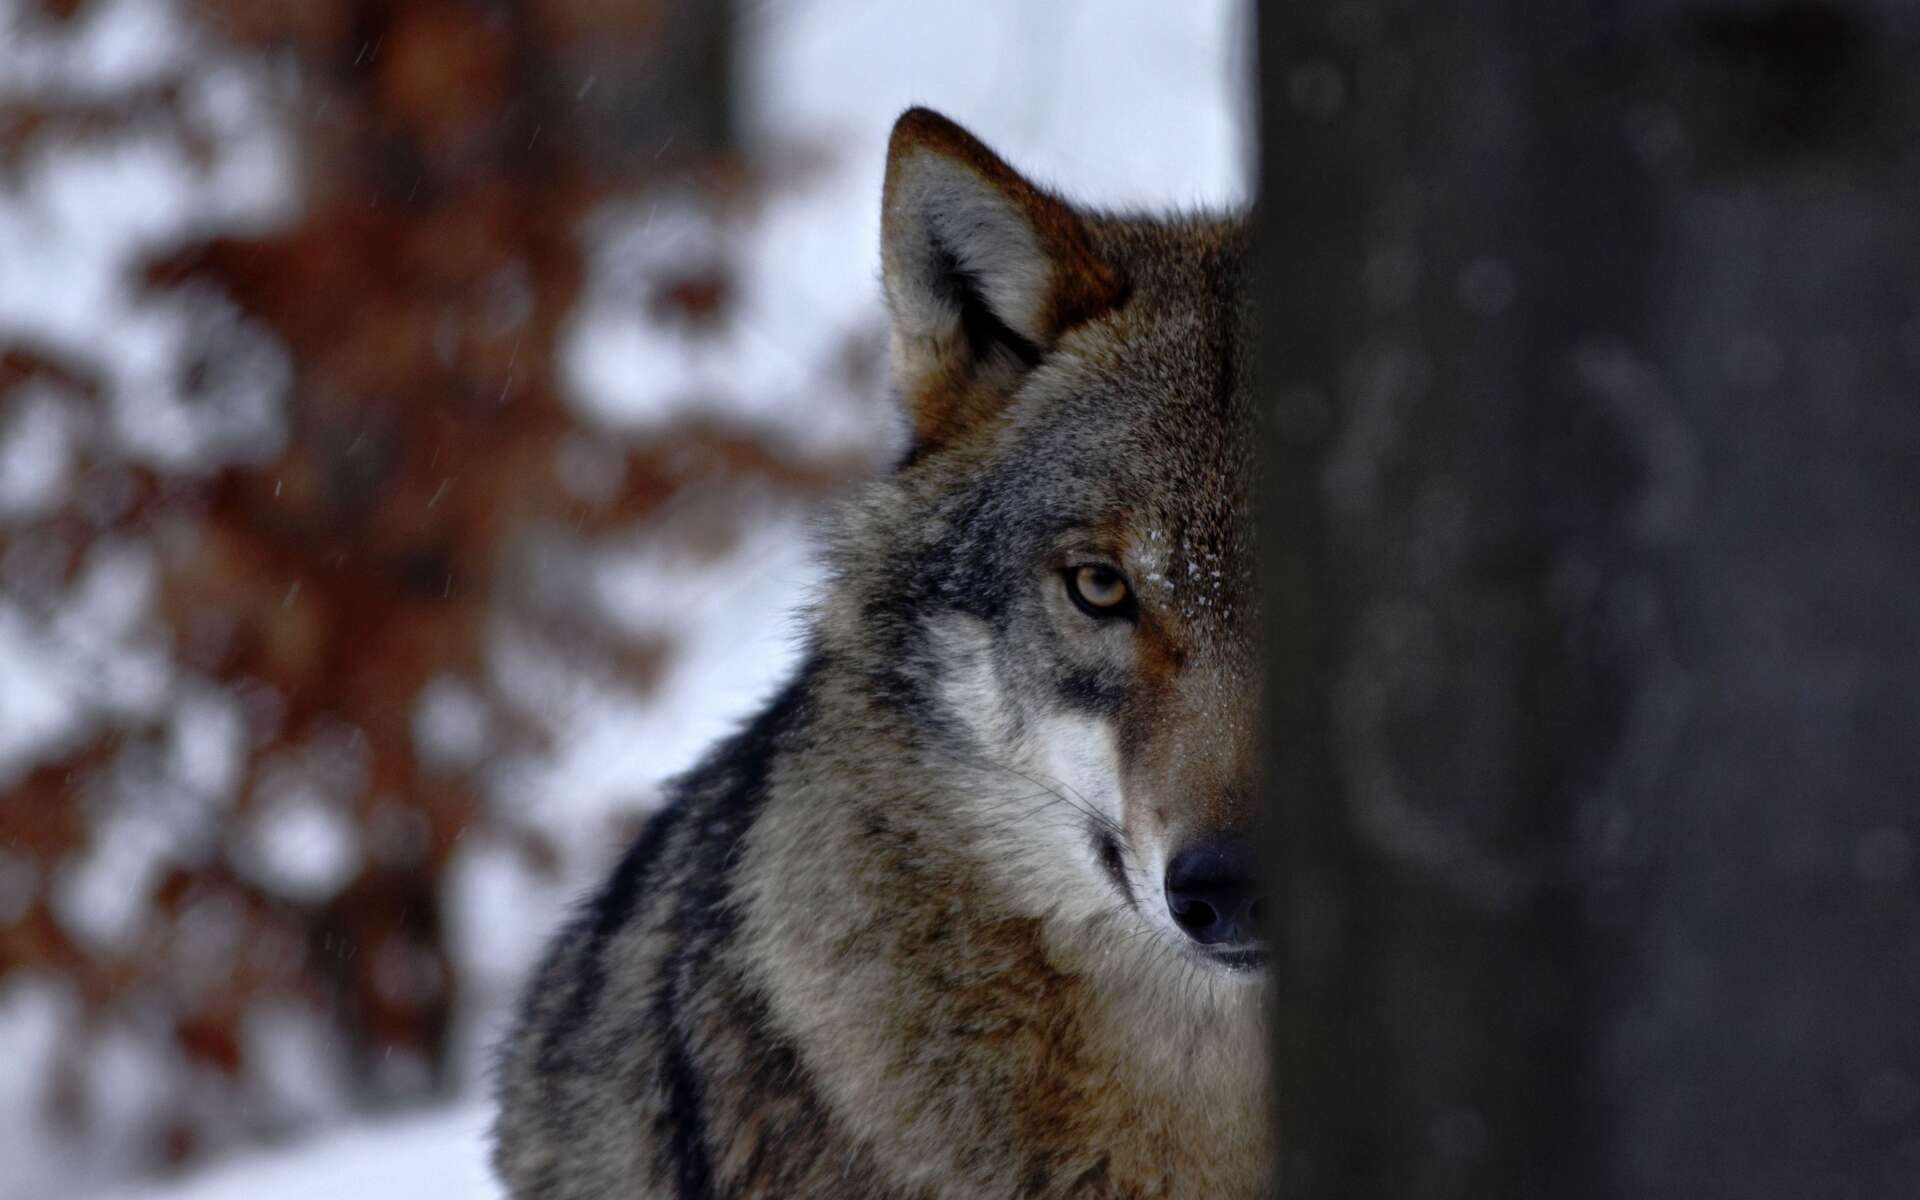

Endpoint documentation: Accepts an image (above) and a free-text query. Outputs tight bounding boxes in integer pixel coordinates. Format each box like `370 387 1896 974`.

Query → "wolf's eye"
1065 565 1136 620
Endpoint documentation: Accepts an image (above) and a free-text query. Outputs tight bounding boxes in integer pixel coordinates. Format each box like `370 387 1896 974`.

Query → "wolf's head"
822 109 1260 990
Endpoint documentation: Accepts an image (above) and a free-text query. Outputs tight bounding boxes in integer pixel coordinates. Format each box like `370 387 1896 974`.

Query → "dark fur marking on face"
859 474 1036 729
859 592 968 747
1096 831 1133 908
1056 666 1125 716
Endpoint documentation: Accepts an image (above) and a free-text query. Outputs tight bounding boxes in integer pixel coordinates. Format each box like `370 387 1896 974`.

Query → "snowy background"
0 1 1250 1195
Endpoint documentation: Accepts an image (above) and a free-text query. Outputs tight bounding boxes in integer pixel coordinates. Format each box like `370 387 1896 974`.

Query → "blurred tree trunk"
1256 3 1920 1198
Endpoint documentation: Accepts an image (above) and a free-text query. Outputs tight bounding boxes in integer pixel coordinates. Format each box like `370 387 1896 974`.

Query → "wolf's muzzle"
1163 839 1263 959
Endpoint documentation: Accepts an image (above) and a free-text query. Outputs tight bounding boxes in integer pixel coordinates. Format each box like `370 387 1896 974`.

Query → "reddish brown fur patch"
898 351 1023 454
884 108 1129 452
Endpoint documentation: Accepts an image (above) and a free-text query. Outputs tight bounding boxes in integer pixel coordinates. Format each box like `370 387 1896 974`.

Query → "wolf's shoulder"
492 659 823 1193
512 656 818 1036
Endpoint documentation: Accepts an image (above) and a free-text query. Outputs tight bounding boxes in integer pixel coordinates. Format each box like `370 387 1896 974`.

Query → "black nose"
1164 839 1262 947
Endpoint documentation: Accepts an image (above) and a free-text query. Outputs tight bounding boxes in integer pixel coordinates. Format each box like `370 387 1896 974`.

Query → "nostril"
1172 896 1219 931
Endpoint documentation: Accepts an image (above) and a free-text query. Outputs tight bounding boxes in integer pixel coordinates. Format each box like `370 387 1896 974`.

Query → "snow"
0 4 296 484
493 502 820 823
745 0 1250 201
100 1106 501 1200
0 974 190 1200
0 0 195 102
0 387 75 518
0 602 86 777
0 2 294 781
413 675 496 774
0 540 168 787
561 0 1251 455
233 784 362 905
49 811 175 952
166 687 246 802
239 1002 353 1130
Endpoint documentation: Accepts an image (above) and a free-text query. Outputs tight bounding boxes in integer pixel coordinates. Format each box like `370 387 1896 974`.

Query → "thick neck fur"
731 654 1269 1198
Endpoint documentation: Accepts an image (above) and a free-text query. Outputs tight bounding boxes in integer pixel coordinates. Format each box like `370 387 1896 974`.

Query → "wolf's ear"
881 108 1127 452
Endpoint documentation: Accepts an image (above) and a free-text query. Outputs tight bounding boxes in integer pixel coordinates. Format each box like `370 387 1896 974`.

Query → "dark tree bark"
1256 4 1920 1198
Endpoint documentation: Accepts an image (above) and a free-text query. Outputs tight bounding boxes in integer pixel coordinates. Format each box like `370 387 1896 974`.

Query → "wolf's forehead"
1097 321 1253 625
1003 211 1254 621
1076 308 1252 516
1014 361 1254 633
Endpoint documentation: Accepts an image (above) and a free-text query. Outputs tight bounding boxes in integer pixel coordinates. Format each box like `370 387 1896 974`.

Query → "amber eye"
1065 564 1136 620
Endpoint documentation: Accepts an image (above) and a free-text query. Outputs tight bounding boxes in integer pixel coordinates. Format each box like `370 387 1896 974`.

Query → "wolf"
493 107 1266 1199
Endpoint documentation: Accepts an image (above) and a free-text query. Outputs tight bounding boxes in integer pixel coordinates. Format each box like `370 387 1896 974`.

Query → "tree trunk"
1256 4 1920 1198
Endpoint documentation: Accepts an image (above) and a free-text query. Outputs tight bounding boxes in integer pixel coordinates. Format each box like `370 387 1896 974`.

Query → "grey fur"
493 108 1267 1199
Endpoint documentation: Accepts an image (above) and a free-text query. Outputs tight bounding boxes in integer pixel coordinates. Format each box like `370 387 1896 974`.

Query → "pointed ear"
881 107 1127 453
